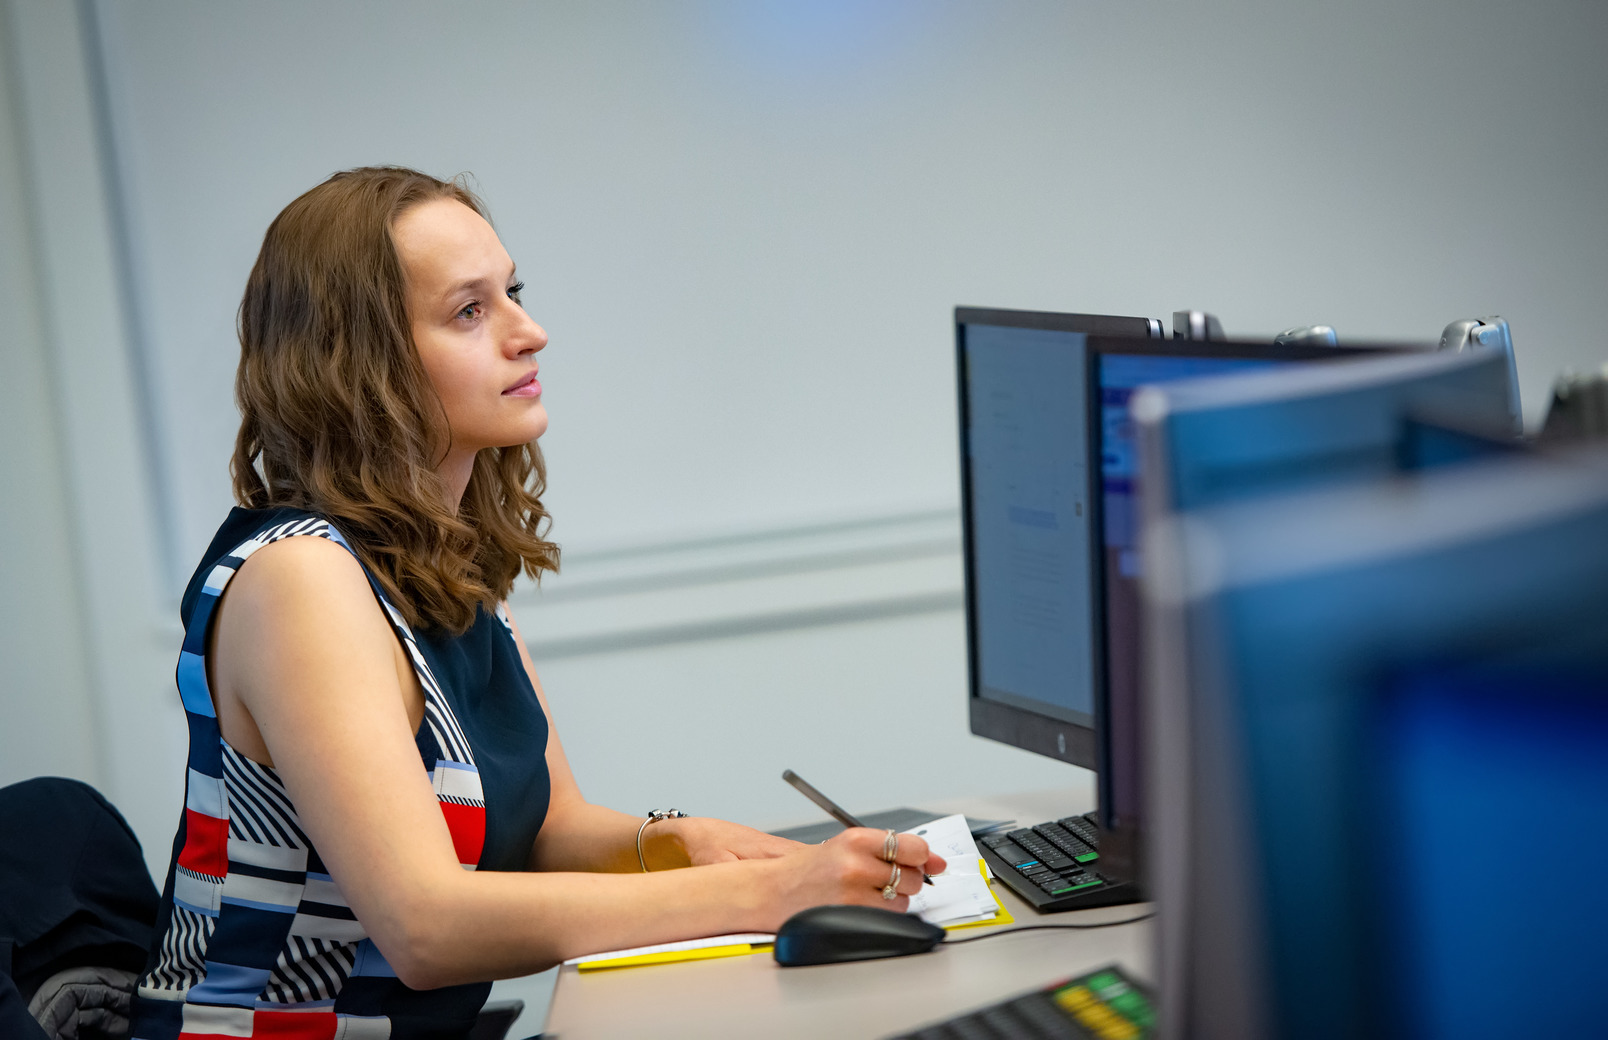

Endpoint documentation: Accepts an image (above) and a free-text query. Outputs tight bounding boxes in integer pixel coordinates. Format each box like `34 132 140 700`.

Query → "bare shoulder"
210 533 408 765
226 534 377 617
215 533 397 675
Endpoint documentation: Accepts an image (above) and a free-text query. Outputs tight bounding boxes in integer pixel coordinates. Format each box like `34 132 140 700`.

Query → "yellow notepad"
570 932 777 972
944 864 1016 932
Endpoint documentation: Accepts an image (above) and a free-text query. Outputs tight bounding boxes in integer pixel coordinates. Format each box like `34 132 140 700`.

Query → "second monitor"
955 306 1403 912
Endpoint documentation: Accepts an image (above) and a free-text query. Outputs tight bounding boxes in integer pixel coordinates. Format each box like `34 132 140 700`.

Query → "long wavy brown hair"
232 166 559 632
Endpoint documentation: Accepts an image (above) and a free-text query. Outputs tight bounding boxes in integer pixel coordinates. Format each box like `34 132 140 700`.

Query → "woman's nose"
508 309 548 357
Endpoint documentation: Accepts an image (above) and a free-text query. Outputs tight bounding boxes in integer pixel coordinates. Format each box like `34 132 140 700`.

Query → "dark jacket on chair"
0 777 160 1040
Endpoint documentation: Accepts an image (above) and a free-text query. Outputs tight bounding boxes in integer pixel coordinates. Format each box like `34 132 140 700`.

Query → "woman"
130 167 943 1038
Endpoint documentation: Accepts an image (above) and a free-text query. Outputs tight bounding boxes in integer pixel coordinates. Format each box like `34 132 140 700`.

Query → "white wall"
0 0 99 790
88 0 1608 585
5 0 1608 890
2 0 183 864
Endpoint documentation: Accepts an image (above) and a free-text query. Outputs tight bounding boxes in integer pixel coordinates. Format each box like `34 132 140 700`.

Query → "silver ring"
882 829 899 863
881 862 902 900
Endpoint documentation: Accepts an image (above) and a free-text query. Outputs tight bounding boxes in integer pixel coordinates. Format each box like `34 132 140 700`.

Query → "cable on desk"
940 913 1155 946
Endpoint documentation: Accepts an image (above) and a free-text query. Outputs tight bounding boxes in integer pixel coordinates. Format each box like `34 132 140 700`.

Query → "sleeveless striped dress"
131 508 551 1040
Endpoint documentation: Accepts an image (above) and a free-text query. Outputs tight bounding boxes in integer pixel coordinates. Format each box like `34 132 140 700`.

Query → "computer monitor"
1142 446 1608 1040
953 307 1397 830
955 307 1162 772
1133 346 1522 517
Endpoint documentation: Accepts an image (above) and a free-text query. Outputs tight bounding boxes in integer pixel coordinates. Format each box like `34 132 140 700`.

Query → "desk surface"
543 789 1153 1039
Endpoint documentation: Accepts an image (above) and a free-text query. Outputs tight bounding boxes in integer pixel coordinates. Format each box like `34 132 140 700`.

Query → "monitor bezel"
955 307 1163 769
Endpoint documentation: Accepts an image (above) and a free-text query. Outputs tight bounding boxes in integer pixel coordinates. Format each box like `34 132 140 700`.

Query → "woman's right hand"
759 827 948 927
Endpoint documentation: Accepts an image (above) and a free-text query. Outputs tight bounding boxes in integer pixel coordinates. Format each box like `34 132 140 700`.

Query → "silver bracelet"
636 808 688 872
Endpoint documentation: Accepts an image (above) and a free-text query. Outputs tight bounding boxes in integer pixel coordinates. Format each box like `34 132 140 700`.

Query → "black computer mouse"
773 904 946 966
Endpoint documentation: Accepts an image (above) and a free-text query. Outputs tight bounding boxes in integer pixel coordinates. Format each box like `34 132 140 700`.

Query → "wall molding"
508 507 965 659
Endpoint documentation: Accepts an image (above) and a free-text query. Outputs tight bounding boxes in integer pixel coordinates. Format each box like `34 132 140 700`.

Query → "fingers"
813 828 947 908
869 858 924 898
865 860 922 906
823 840 910 906
839 827 934 867
894 834 945 875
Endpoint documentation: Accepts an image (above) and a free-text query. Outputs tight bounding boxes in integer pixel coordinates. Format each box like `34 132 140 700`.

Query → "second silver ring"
882 828 900 863
881 862 902 900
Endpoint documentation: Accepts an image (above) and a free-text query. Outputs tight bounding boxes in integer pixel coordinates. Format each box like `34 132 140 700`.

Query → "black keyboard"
977 814 1140 914
888 963 1154 1039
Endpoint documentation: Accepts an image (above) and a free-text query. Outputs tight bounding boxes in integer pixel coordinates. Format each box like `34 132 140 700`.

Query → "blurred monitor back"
1142 446 1608 1040
1133 346 1519 517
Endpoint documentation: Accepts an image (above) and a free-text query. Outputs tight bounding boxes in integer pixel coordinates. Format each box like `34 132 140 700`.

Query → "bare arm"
210 538 943 989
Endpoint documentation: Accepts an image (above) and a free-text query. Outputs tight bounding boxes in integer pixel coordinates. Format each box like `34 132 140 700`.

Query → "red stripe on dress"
177 808 229 877
437 800 486 867
247 1009 339 1039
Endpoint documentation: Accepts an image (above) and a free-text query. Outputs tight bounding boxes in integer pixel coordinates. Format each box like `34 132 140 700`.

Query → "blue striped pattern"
132 513 491 1040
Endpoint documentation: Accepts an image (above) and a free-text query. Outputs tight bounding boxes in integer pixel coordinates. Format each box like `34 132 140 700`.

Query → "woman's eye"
507 282 525 307
457 301 483 321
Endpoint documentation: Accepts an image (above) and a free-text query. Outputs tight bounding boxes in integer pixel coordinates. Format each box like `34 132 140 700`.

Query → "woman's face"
392 198 548 473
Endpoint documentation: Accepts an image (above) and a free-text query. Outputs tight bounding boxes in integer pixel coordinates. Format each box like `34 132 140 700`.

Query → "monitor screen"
963 321 1100 730
1373 663 1608 1040
1094 352 1277 832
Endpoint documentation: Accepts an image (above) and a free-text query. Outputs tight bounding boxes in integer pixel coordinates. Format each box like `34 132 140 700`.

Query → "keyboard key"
889 965 1152 1040
981 1006 1040 1035
1032 827 1087 865
1060 817 1101 849
947 1016 997 1040
1045 877 1104 896
990 841 1035 867
1036 822 1075 844
1012 833 1064 861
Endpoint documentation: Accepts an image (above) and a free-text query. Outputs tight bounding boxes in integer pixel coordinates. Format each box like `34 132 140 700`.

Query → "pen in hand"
781 769 934 885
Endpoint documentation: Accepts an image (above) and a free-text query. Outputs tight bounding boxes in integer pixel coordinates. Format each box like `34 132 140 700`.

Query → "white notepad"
901 813 999 926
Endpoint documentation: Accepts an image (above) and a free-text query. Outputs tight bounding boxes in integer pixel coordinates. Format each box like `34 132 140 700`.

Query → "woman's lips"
503 373 542 397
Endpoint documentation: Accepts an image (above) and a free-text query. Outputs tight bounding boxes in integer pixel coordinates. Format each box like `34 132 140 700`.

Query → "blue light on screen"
1377 667 1608 1039
1097 354 1273 570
